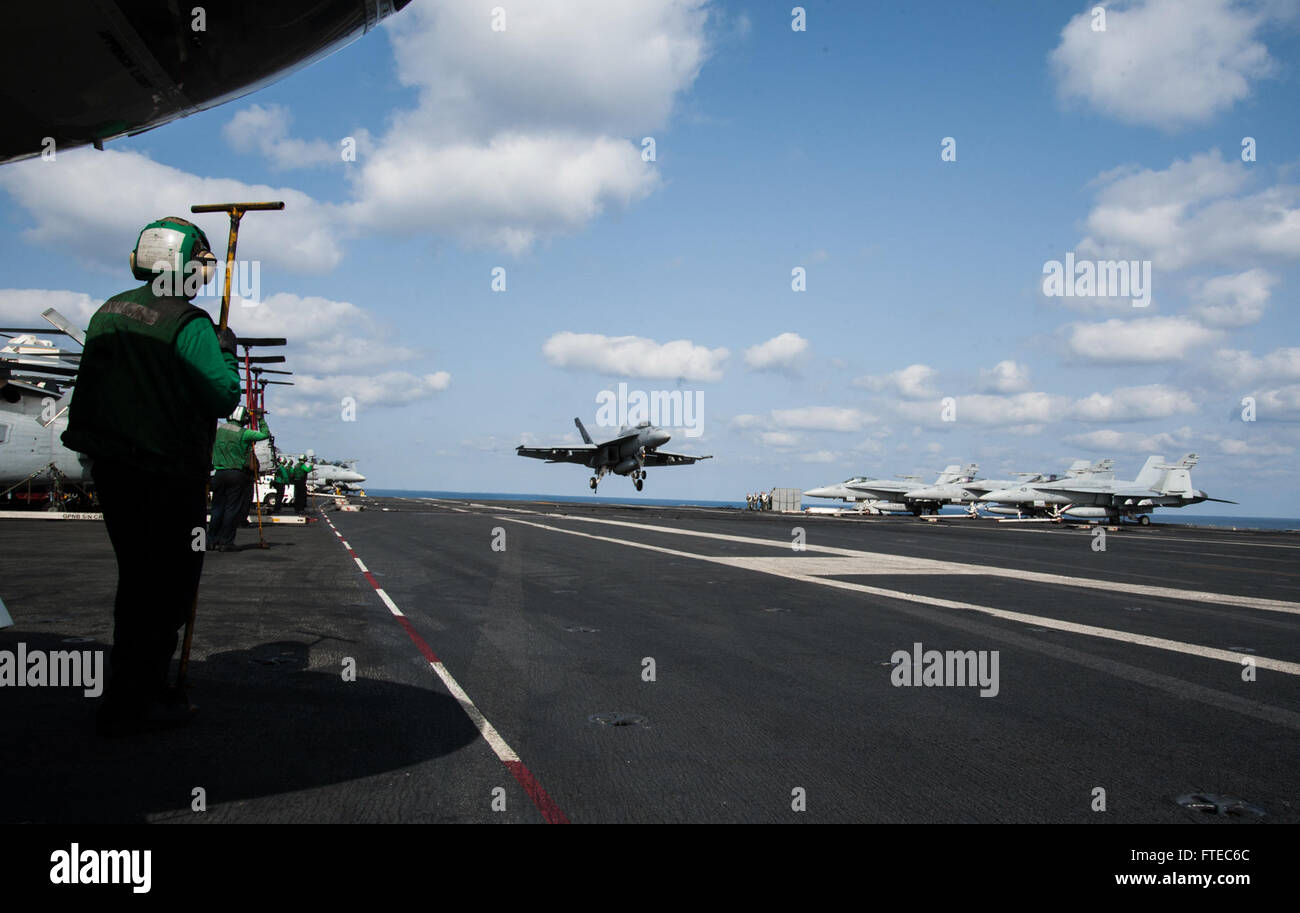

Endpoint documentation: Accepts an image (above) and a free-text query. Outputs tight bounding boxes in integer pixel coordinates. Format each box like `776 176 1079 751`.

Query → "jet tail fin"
934 464 962 484
574 417 594 445
1133 455 1165 489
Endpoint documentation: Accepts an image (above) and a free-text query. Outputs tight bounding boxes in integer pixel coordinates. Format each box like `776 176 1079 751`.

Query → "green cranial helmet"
129 216 217 288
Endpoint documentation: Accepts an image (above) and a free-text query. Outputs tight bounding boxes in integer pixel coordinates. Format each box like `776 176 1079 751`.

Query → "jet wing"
845 482 908 498
1046 483 1150 499
641 450 712 467
516 444 597 464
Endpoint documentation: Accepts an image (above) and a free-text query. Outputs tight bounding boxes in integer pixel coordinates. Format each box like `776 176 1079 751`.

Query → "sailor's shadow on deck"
3 636 480 822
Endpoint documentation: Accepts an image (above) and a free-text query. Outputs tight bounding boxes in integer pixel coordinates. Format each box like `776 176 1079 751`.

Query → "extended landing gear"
635 478 643 491
589 476 598 491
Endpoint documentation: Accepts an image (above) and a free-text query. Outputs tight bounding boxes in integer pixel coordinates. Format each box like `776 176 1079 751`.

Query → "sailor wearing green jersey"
62 216 239 736
208 406 270 549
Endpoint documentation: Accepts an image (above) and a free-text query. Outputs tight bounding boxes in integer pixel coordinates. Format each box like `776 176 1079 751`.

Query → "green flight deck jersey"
212 418 270 472
62 284 240 479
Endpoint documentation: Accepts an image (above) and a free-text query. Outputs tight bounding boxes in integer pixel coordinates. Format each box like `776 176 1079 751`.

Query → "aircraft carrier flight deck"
3 496 1297 824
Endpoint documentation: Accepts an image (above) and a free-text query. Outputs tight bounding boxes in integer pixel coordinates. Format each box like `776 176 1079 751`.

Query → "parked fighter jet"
310 457 367 493
0 325 93 505
805 465 973 515
910 459 1118 516
517 418 711 492
978 454 1233 524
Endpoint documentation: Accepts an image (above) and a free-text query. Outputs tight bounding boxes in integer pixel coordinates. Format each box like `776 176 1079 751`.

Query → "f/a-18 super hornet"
978 454 1233 524
805 464 975 515
909 459 1118 517
0 314 94 506
517 418 712 492
309 456 367 494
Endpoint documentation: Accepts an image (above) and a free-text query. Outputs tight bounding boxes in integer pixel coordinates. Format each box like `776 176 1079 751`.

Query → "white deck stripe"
376 589 403 617
500 515 1300 676
430 662 520 762
321 516 519 762
519 513 1300 617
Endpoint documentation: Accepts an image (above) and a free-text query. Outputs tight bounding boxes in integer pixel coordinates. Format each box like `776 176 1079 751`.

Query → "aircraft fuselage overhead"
1 0 411 165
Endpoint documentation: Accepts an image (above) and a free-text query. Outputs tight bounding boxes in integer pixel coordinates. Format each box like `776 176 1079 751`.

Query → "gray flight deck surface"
2 496 1298 823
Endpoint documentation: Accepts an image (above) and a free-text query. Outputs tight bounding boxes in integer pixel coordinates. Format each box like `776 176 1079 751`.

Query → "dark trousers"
293 479 308 514
209 468 250 546
92 459 205 707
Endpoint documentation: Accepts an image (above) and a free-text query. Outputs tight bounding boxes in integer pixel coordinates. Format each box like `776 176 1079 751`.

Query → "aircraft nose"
805 486 835 498
649 430 671 448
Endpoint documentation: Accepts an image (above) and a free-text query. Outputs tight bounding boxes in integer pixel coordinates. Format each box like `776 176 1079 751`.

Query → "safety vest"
62 285 218 479
212 423 254 472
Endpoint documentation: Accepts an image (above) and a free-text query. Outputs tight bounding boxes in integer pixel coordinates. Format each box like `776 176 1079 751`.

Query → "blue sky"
3 1 1299 514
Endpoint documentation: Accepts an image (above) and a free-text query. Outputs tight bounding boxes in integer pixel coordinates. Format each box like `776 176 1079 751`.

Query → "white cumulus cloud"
1050 0 1278 129
770 406 875 432
1190 268 1275 328
854 364 939 400
979 360 1031 394
744 332 809 373
1075 150 1300 270
1211 347 1300 387
1066 316 1218 363
0 149 343 274
1070 384 1198 422
542 331 728 382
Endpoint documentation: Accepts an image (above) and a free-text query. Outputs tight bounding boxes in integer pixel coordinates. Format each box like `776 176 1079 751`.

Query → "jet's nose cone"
648 430 671 448
805 486 836 498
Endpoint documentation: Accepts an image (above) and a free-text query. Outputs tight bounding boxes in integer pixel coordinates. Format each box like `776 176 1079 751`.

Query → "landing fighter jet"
517 418 712 492
979 454 1233 524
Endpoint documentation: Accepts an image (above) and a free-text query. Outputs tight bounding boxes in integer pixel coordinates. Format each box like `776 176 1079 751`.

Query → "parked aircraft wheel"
1138 515 1150 526
635 478 643 491
263 492 281 513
